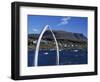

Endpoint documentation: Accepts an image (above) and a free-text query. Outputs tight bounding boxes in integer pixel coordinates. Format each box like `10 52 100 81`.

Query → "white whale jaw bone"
34 25 59 66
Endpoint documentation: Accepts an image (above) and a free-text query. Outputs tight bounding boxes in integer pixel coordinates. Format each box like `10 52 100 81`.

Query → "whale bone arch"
34 25 59 66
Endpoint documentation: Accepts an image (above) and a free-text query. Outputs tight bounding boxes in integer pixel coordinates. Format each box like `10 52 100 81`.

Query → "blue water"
28 49 87 66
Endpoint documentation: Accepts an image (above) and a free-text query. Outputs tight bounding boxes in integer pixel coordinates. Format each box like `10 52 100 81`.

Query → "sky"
28 15 88 37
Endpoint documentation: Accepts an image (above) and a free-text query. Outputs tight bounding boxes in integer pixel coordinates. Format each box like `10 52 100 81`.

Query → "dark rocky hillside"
29 30 87 42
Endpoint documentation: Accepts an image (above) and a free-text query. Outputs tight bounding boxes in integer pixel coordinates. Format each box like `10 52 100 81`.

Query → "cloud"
32 28 38 32
57 17 71 26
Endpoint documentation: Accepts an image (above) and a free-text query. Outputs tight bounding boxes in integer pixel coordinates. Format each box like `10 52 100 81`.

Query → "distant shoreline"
28 48 87 52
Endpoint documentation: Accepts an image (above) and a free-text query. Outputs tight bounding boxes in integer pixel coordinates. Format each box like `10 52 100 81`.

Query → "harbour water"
28 49 87 66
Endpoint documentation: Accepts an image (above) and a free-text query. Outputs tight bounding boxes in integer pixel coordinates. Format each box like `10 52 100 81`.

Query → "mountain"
28 30 87 43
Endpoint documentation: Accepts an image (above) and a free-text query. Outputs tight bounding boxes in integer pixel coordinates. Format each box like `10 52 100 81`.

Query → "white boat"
44 52 48 55
73 50 79 52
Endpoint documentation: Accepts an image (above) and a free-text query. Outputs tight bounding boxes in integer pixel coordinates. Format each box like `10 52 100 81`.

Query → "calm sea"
28 49 87 66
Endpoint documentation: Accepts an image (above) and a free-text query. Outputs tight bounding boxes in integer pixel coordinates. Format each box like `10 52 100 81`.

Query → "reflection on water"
28 49 87 67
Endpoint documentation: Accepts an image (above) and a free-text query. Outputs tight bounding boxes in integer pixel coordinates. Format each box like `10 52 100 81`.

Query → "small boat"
44 52 48 55
73 50 79 52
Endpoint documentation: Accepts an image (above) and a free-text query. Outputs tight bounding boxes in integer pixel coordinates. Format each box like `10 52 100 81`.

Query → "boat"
44 52 48 55
73 50 79 52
